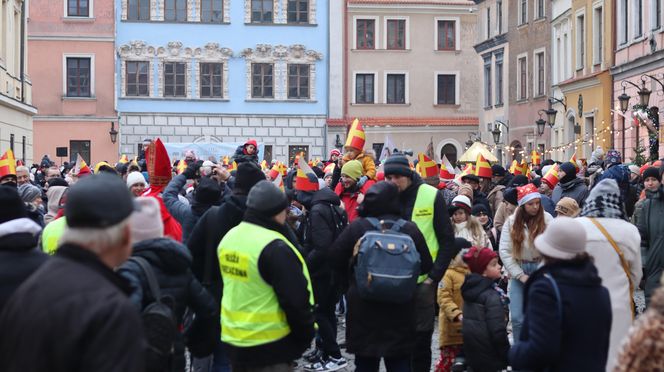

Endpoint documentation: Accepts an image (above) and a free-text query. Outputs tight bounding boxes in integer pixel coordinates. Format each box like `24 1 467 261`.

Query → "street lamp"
491 125 502 144
334 134 343 149
618 85 630 113
109 122 118 144
535 115 546 136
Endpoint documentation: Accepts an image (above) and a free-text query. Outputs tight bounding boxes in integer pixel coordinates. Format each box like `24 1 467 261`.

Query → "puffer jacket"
334 179 375 223
437 264 469 347
461 273 510 371
636 186 664 305
551 177 589 207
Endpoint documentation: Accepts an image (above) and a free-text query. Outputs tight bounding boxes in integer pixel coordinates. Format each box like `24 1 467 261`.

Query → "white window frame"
62 54 95 97
352 71 377 104
517 52 528 101
383 70 409 104
353 16 380 50
650 0 662 30
533 48 546 97
519 0 528 25
433 71 460 105
575 9 586 71
617 0 628 45
632 0 644 39
534 0 545 20
592 1 603 66
383 16 409 50
433 16 461 51
64 0 94 18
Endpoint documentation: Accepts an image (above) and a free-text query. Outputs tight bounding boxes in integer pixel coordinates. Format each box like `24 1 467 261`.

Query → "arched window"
511 141 523 162
441 143 458 166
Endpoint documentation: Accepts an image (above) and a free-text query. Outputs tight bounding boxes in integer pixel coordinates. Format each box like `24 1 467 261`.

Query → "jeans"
192 340 231 372
355 355 411 372
508 262 539 342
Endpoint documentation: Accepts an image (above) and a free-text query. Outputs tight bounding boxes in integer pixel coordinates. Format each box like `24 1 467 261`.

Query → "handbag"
588 218 636 319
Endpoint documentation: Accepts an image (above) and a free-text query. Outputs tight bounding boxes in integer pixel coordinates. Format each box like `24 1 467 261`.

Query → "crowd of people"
0 123 664 372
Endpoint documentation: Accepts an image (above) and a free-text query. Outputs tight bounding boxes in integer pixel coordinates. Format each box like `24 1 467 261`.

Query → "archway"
510 140 523 163
440 143 458 167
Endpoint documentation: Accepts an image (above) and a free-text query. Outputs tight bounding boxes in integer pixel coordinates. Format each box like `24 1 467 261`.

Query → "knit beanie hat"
330 149 341 158
449 195 472 215
605 149 622 166
234 161 265 194
458 184 474 200
555 197 580 217
341 160 363 181
246 180 289 217
0 185 28 224
517 183 541 207
194 177 222 205
18 183 41 203
642 167 662 182
463 246 498 274
471 204 489 216
559 162 578 183
508 175 529 187
534 216 587 260
491 164 506 177
126 171 147 188
130 197 164 243
628 164 640 177
503 187 518 206
383 155 413 177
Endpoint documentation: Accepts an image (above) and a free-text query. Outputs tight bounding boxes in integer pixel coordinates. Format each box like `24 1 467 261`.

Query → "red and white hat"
449 195 472 214
517 183 541 207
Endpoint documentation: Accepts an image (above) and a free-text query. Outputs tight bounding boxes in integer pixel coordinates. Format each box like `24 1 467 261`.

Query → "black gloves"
183 160 203 179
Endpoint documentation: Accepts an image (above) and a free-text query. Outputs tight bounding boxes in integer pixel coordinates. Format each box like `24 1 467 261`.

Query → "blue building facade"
115 0 328 162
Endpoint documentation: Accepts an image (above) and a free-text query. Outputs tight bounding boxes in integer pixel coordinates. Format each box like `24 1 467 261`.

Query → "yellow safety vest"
410 184 440 283
41 217 67 255
218 222 314 347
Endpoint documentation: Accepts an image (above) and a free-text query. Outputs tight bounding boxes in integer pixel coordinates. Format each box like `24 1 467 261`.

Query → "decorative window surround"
240 44 323 101
117 40 234 99
122 0 230 22
244 0 316 24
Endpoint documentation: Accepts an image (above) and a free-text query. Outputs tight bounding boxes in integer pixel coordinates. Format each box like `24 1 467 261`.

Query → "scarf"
580 178 626 220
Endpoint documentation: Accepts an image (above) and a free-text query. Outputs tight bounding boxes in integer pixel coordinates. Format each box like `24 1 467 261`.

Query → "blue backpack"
354 218 421 303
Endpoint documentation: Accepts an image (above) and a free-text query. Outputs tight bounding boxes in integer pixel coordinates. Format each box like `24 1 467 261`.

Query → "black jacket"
473 190 492 215
397 174 456 282
0 218 48 311
461 273 509 372
187 193 248 302
223 211 316 367
0 244 145 372
232 145 259 164
330 184 433 358
509 259 612 372
551 177 590 207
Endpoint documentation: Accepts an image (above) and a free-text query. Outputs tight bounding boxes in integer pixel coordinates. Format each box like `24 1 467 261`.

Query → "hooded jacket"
44 185 67 225
0 218 48 311
509 259 612 372
232 142 259 164
551 177 589 208
461 273 510 371
637 186 664 305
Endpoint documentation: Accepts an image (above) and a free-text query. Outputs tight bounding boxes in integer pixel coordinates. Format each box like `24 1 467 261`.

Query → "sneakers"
303 348 323 363
303 356 348 372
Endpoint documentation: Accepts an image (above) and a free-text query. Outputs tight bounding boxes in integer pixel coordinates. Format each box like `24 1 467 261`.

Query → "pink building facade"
611 2 664 163
28 0 117 166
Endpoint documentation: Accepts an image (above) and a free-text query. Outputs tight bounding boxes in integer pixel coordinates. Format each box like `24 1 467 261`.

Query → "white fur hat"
126 171 147 188
130 197 164 243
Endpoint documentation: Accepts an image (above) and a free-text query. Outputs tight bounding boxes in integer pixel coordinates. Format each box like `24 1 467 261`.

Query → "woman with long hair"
499 183 553 341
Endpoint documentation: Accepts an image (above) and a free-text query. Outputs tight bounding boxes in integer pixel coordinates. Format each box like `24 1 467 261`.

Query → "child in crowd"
341 121 376 183
471 204 497 250
436 238 472 372
232 139 259 164
449 195 492 249
461 247 510 372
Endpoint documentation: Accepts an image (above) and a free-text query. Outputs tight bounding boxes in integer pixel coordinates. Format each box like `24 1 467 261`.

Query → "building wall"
0 0 35 164
115 0 329 161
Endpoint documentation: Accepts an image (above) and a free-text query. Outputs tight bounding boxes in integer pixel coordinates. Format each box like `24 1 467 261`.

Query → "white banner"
162 142 265 162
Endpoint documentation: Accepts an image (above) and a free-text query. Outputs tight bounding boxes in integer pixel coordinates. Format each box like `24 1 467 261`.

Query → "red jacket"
334 180 375 223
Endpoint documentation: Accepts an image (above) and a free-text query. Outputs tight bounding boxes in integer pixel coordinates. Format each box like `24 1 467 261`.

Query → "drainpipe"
20 0 25 103
343 0 348 134
611 0 617 150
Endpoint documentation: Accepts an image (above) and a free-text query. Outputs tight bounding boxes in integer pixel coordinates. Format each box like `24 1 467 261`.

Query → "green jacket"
636 186 664 305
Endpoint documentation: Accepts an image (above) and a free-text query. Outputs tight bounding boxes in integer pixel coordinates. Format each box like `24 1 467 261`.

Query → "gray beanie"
18 183 42 203
246 180 289 216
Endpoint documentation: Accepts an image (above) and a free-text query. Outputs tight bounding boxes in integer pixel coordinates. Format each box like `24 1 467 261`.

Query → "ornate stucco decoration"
193 43 234 99
118 41 157 97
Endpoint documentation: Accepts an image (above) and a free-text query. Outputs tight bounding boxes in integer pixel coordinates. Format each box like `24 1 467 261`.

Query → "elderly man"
16 165 30 186
0 173 145 371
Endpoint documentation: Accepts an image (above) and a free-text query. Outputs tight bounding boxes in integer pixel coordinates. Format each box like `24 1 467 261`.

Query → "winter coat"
187 193 247 303
437 265 469 347
395 174 456 282
232 144 259 164
0 218 48 311
461 273 510 372
614 286 664 372
342 151 376 180
487 185 506 217
499 212 554 279
626 179 640 218
473 190 491 215
453 221 492 249
636 186 664 305
551 177 589 207
222 212 316 367
334 179 375 223
44 185 67 225
541 194 557 216
509 260 612 372
163 174 219 242
577 217 641 371
0 244 146 372
493 201 515 241
330 213 433 357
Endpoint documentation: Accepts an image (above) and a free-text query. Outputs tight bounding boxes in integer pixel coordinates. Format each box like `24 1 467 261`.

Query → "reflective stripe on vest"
41 217 66 255
411 184 439 283
218 222 314 347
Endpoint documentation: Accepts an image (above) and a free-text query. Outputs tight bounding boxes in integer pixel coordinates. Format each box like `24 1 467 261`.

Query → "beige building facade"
0 0 35 164
328 0 480 166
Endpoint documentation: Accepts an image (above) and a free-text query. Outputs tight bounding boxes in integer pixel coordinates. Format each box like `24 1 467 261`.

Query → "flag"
456 163 474 181
324 162 335 174
119 154 129 164
530 150 541 166
417 153 439 179
520 159 530 178
268 162 282 180
294 152 305 166
542 164 560 189
296 159 319 191
260 159 268 170
509 160 519 175
176 159 187 175
439 154 455 180
475 153 492 178
278 161 287 176
379 134 397 162
0 149 16 178
569 152 579 170
344 118 366 151
74 153 91 176
227 161 237 172
425 137 435 160
272 172 284 192
222 156 230 166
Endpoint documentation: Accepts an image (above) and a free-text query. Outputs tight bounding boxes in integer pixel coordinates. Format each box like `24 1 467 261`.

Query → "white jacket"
577 217 642 372
453 221 492 249
499 212 553 278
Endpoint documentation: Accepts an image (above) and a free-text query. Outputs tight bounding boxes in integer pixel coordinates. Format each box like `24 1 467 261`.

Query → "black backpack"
129 257 178 371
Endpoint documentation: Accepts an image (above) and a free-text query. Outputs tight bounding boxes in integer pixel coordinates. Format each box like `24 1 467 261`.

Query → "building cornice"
327 117 479 127
473 34 507 54
348 2 477 11
0 94 37 115
611 48 664 81
558 72 605 93
28 35 114 42
34 115 118 122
